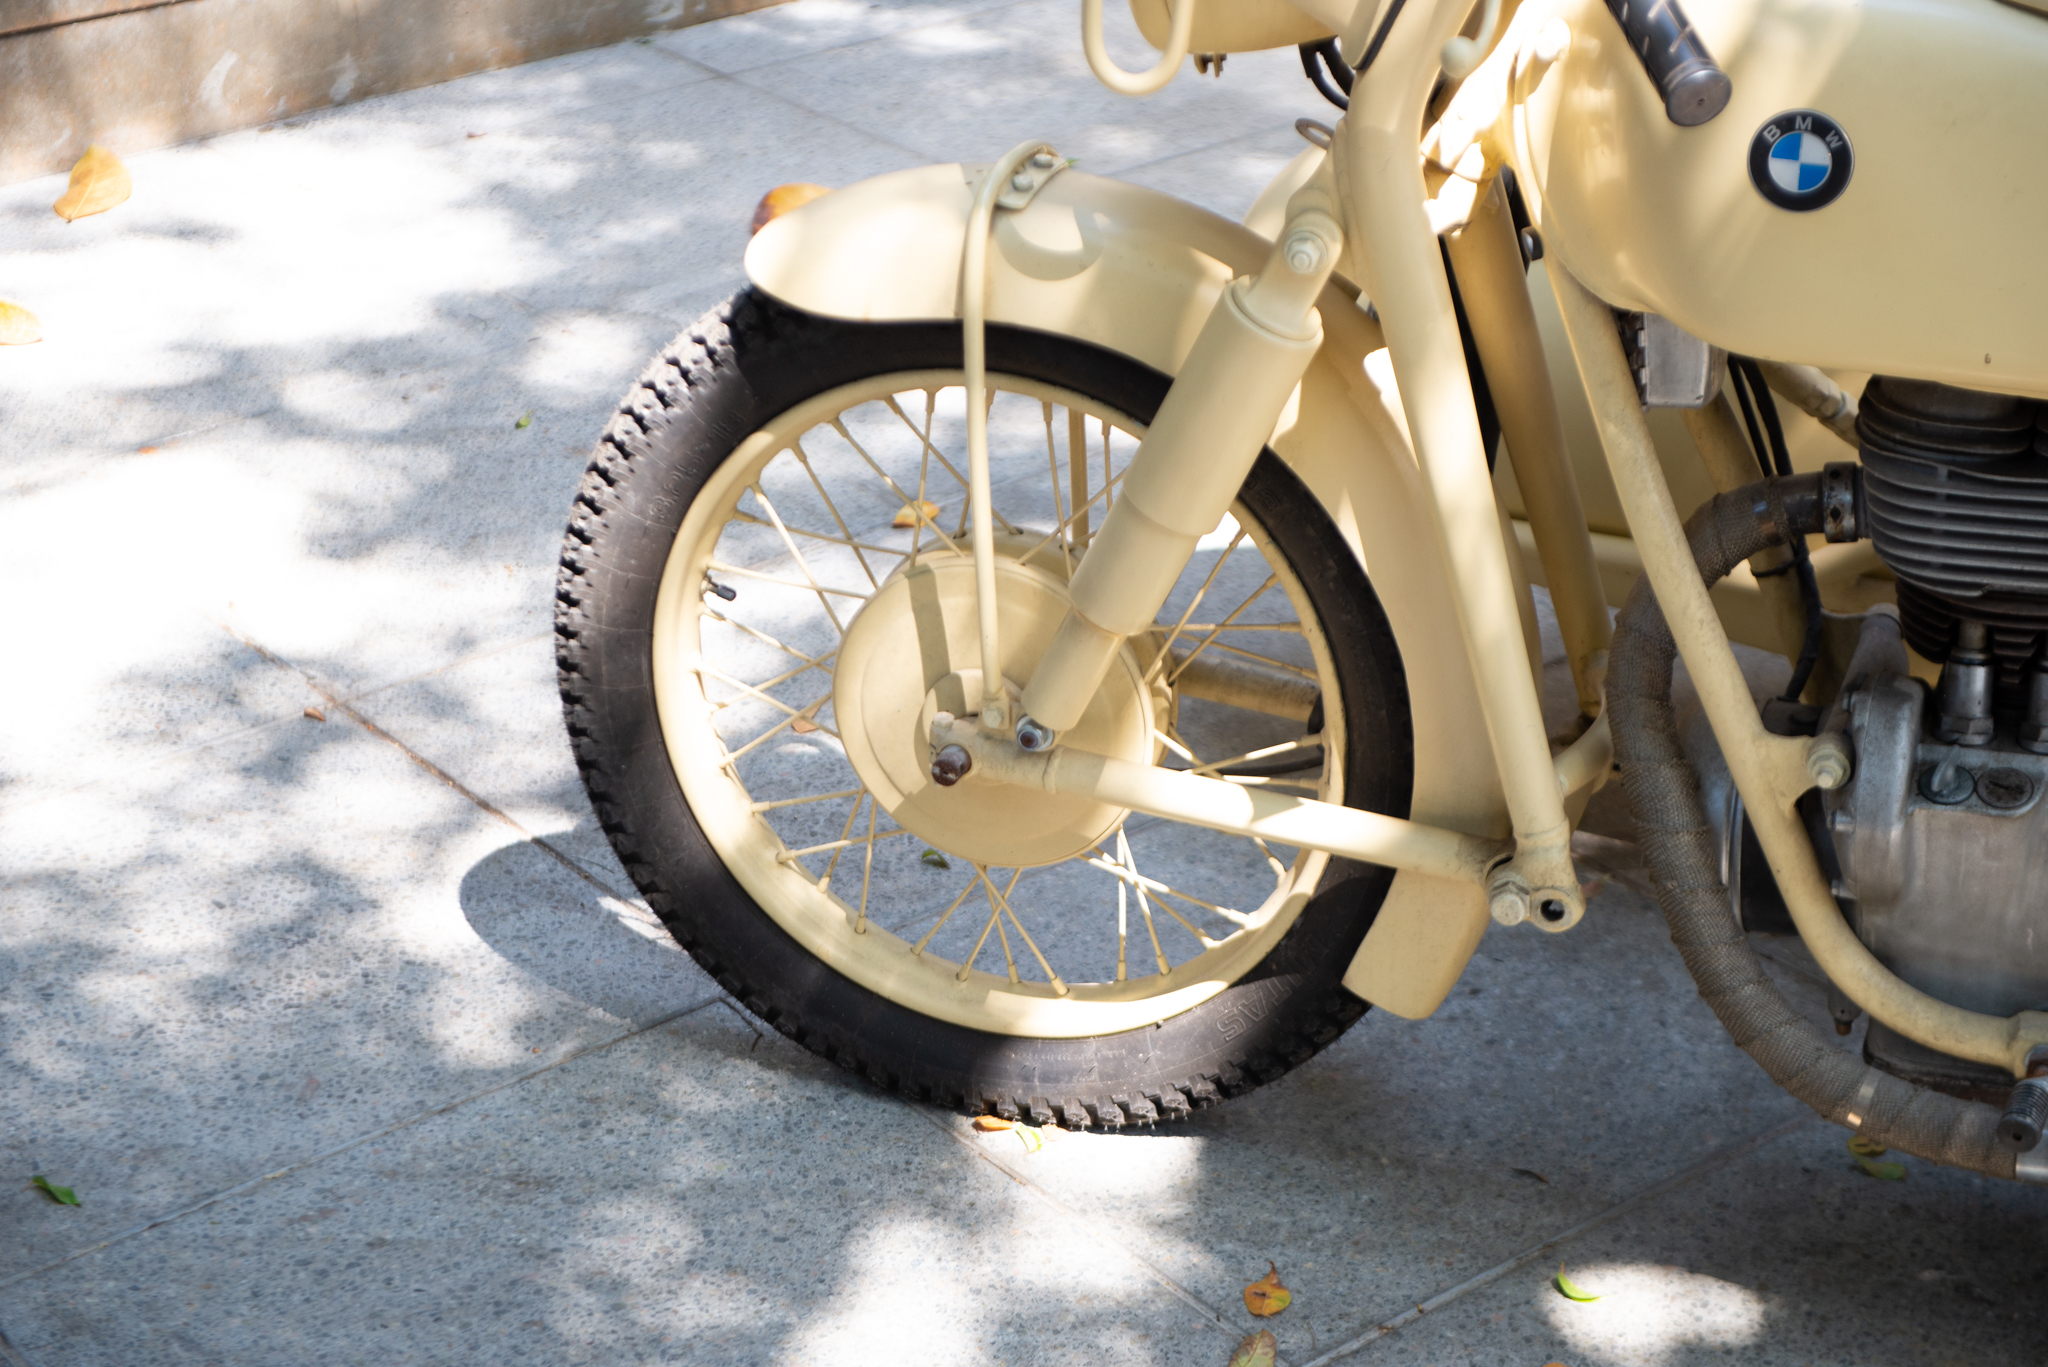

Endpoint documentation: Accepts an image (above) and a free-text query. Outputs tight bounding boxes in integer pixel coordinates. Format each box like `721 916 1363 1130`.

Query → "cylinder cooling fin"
1859 377 2048 700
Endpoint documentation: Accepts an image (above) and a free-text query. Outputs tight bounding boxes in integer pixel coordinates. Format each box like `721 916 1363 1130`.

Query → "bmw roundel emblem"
1749 111 1853 211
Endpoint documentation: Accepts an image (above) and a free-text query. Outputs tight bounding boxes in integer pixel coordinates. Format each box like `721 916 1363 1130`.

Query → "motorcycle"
552 0 2048 1182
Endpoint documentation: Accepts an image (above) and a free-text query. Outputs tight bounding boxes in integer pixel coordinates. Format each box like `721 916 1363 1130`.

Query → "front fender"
746 164 1505 1019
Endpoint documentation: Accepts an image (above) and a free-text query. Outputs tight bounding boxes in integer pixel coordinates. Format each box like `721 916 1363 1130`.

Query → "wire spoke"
706 560 869 600
789 439 884 589
778 825 917 865
729 509 903 566
912 876 981 956
1189 736 1323 776
745 485 850 634
1165 574 1280 685
986 867 1067 995
1115 829 1172 975
703 607 839 676
697 665 842 740
854 797 880 932
1017 467 1129 566
1086 852 1245 932
826 416 970 557
881 395 1020 534
1145 524 1251 685
1042 401 1074 577
751 787 864 813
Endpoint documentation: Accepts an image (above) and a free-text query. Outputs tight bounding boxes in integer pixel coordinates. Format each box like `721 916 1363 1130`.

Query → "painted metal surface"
1520 0 2048 397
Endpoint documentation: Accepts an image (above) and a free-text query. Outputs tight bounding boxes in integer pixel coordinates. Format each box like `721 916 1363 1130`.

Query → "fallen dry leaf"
1225 1329 1276 1367
892 499 940 529
0 299 42 345
1243 1262 1291 1317
973 1115 1019 1131
750 182 831 235
303 707 326 722
1510 1167 1550 1184
790 701 823 735
54 145 131 222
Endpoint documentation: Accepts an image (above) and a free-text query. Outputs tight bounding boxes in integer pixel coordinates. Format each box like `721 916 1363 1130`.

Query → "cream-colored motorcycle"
555 0 2048 1182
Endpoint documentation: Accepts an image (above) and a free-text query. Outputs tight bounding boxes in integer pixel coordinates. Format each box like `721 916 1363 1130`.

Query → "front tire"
556 289 1413 1125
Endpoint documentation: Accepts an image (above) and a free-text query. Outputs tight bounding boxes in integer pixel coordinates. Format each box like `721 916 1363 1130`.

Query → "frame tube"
1549 259 2048 1078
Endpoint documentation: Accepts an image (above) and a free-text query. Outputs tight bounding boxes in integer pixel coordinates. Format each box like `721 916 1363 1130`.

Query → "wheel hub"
833 551 1158 867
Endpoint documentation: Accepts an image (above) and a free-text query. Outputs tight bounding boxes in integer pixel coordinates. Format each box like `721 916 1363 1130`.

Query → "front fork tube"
1334 8 1583 929
1018 191 1346 734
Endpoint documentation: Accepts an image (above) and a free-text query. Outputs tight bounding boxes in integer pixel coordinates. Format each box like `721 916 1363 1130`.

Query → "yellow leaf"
1226 1329 1277 1367
1846 1135 1887 1158
0 300 41 345
750 182 831 236
1243 1262 1291 1317
1855 1154 1906 1181
1555 1265 1600 1302
893 499 940 529
53 145 131 222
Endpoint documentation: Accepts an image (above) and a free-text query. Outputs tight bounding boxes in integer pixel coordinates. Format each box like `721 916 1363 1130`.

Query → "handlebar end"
1664 63 1732 127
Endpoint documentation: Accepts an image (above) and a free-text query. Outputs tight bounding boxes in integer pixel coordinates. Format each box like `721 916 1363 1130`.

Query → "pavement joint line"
0 627 552 818
917 1109 1278 1359
0 994 730 1294
1295 1114 1818 1367
0 1314 39 1367
228 626 637 907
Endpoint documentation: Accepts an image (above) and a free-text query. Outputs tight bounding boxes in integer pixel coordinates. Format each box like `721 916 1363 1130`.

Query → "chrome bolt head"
1013 715 1055 752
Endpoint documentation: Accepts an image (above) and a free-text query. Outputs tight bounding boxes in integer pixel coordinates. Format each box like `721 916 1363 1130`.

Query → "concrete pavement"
2 3 2042 1362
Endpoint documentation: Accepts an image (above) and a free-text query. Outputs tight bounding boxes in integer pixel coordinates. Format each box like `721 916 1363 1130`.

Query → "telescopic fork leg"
1017 176 1346 738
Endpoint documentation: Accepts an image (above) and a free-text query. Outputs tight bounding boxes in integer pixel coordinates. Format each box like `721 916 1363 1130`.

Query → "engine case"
1824 636 2048 1088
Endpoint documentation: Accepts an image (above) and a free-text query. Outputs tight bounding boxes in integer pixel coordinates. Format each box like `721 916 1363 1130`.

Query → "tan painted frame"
741 0 2048 1073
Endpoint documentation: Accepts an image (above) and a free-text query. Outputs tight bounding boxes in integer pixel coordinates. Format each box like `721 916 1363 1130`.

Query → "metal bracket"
965 151 1070 213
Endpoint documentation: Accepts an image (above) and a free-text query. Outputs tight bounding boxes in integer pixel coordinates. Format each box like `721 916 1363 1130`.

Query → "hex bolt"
1283 229 1328 276
1806 732 1852 790
1487 873 1530 927
1009 171 1034 191
1935 620 1996 746
1013 715 1055 752
1997 1076 2048 1152
930 744 972 787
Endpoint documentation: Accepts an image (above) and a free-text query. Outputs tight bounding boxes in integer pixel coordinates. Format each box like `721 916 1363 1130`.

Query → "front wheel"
556 289 1413 1125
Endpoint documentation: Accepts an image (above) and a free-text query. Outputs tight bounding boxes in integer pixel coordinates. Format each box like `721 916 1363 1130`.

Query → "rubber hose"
1607 479 2018 1181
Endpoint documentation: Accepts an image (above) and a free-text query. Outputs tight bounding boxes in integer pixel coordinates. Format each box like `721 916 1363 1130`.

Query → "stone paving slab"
3 2 2044 1365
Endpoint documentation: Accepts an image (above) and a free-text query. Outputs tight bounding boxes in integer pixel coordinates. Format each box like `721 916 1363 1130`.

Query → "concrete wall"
0 0 785 184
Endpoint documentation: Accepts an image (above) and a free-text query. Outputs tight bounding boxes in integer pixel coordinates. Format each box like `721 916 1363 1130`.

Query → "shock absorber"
1016 183 1344 737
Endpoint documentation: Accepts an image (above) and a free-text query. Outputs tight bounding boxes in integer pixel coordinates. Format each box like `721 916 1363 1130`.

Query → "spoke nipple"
931 744 972 787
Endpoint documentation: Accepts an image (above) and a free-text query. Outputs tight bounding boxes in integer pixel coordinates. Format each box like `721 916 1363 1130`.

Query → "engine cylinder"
1860 377 2048 701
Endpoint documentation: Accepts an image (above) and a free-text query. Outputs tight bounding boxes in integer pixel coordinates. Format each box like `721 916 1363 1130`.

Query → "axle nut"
931 744 972 787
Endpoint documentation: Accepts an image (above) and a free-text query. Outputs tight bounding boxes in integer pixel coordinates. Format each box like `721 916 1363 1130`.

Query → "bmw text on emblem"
1749 111 1853 211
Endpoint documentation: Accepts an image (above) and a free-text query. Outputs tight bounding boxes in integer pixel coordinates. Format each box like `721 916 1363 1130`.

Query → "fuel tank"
1513 0 2048 400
